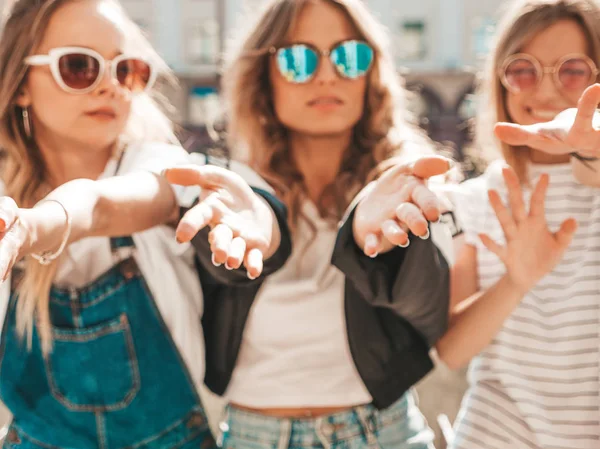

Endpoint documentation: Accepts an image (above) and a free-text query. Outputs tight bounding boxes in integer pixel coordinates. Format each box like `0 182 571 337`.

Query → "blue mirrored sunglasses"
272 40 374 84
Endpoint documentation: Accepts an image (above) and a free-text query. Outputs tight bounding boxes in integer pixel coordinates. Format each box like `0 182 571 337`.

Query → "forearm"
19 173 177 257
436 274 526 370
571 156 600 187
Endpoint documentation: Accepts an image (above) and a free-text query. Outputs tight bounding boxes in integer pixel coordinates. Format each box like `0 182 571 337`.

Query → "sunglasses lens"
558 58 594 90
58 53 101 90
504 58 538 92
276 45 319 83
330 41 374 79
116 58 153 92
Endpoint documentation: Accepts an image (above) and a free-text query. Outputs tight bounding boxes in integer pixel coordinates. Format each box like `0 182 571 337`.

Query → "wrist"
570 152 599 169
503 273 530 298
570 156 600 186
256 196 279 260
15 209 37 260
25 200 72 264
352 215 366 250
349 182 378 251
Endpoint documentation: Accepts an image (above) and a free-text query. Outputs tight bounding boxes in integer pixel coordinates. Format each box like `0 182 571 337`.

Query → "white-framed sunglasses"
24 46 156 94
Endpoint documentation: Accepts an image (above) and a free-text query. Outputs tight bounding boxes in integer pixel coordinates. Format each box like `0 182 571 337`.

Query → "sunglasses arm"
24 55 51 66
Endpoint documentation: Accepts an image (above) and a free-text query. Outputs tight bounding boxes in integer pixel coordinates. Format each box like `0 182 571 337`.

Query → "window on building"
188 86 220 126
186 19 220 65
396 20 427 61
472 17 496 61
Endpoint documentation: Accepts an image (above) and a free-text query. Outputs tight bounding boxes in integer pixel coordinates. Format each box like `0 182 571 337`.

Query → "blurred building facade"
0 0 504 158
150 0 504 161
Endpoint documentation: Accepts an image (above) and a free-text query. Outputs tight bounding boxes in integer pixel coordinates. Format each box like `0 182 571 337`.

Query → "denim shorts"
219 391 435 449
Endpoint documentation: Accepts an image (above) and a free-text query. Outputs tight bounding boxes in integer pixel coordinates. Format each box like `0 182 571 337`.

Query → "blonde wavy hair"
476 0 600 182
223 0 431 225
0 0 178 354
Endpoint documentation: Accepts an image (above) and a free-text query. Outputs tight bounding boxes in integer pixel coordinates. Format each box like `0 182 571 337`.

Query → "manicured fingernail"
247 272 257 280
211 254 222 267
399 239 410 248
419 228 430 240
160 168 169 177
365 234 378 245
225 261 233 270
369 251 379 258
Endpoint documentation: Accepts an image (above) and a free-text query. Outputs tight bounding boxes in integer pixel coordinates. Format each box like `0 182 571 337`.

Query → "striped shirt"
449 161 600 449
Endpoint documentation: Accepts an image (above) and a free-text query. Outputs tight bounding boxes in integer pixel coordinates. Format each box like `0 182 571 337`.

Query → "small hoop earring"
21 107 33 139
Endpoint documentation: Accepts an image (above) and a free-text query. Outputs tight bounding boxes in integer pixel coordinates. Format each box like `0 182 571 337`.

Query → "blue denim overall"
0 236 215 449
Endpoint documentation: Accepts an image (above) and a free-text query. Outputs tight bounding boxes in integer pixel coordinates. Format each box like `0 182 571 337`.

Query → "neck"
289 131 351 204
35 132 115 188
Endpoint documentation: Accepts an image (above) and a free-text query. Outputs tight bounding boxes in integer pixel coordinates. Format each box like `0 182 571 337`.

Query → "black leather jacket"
188 190 450 410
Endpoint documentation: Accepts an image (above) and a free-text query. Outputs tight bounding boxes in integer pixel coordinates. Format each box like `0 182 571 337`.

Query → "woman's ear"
15 85 31 108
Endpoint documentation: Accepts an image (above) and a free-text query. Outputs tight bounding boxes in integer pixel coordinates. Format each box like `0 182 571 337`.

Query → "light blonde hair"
223 0 431 225
0 0 178 354
477 0 600 181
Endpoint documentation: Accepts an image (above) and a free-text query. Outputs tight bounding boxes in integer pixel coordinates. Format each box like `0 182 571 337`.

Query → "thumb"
554 218 577 248
494 122 533 146
411 156 453 179
163 165 250 199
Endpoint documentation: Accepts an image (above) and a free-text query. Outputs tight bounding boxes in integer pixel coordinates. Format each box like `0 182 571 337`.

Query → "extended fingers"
381 219 409 248
396 203 429 238
411 183 441 222
502 167 527 223
244 248 264 280
176 199 216 243
488 189 517 241
209 224 233 266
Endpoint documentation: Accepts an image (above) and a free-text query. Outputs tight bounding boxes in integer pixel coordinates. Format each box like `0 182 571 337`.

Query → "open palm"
164 164 276 279
494 83 600 158
480 167 577 293
354 156 451 256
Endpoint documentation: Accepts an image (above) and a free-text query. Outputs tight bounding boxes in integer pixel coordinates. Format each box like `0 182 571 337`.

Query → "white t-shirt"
0 142 207 393
448 160 600 449
225 199 373 408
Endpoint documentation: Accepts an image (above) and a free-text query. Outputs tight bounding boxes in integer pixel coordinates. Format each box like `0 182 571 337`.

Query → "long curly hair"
222 0 432 226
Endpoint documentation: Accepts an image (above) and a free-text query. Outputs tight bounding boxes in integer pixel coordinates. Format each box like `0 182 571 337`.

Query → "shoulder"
454 159 505 204
119 142 190 174
188 151 274 194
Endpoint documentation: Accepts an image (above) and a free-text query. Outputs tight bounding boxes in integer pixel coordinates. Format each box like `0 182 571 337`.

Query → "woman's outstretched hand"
494 83 600 159
163 165 279 279
353 156 452 257
481 166 577 293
